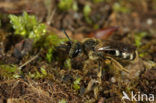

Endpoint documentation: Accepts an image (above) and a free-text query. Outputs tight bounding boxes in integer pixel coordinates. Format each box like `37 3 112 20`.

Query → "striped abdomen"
98 47 136 60
96 41 136 60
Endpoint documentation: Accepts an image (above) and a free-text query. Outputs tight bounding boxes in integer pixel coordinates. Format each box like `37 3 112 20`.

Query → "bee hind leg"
105 56 130 73
97 61 102 84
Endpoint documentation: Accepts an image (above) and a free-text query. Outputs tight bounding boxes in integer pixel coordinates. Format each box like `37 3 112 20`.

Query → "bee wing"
97 46 111 51
97 46 120 57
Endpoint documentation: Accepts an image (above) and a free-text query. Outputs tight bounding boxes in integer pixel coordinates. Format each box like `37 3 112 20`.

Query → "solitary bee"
57 30 138 97
61 30 138 73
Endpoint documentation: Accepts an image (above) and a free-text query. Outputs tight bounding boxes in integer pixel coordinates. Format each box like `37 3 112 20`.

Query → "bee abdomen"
120 51 136 60
98 48 136 60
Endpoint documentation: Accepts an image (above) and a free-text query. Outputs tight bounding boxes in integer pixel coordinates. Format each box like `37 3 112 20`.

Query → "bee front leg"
83 60 103 99
84 79 100 99
82 59 91 75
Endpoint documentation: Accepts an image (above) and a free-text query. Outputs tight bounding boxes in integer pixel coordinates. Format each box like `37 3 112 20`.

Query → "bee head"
63 29 82 58
69 42 82 58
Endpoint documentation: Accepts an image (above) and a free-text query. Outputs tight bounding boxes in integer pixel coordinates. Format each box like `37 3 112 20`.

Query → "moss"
44 34 68 62
72 2 78 11
9 12 46 43
0 64 20 79
134 32 147 48
64 58 72 70
83 4 92 24
93 0 105 3
113 2 131 13
134 32 147 57
58 0 73 11
59 99 67 103
28 67 47 79
73 77 81 90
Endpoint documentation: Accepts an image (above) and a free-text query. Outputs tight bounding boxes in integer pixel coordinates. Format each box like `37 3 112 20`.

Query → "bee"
61 30 138 72
57 30 138 97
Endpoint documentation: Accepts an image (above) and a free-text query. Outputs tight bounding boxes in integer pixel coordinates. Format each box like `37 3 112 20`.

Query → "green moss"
46 48 53 63
64 58 71 70
93 24 100 30
59 99 67 103
134 32 148 57
73 77 81 90
72 2 78 11
83 4 91 17
28 67 47 79
44 34 66 47
58 0 73 11
134 32 147 48
83 4 92 24
9 12 46 43
0 64 20 79
113 2 130 13
44 34 67 62
93 0 105 3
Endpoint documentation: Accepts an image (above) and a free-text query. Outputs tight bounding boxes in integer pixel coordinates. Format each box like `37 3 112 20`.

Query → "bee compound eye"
72 48 81 58
69 42 82 58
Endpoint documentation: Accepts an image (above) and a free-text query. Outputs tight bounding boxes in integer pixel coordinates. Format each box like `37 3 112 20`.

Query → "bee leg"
97 61 102 84
84 79 99 99
83 60 102 98
82 59 90 75
85 79 98 94
106 56 129 73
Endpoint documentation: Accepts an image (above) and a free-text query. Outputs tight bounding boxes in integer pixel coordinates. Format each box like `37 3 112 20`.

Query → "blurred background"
0 0 155 33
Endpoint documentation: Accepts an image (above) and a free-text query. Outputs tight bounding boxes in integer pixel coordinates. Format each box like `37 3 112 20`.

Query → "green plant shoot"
9 12 46 43
73 77 81 90
58 0 73 10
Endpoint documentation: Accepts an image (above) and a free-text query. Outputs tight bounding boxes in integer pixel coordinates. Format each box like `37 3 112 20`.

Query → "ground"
0 0 156 103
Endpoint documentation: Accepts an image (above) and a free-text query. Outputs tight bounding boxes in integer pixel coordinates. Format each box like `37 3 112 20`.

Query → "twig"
46 8 56 25
18 53 39 70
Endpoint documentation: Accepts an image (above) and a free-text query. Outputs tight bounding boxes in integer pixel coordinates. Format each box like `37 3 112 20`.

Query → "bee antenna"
63 29 72 44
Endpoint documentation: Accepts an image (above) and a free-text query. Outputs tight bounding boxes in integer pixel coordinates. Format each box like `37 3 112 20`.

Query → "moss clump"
58 0 73 11
9 12 46 43
59 99 67 103
44 34 67 62
73 77 81 90
0 64 20 79
134 32 147 57
83 4 92 24
28 67 47 79
134 32 147 48
64 58 72 70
